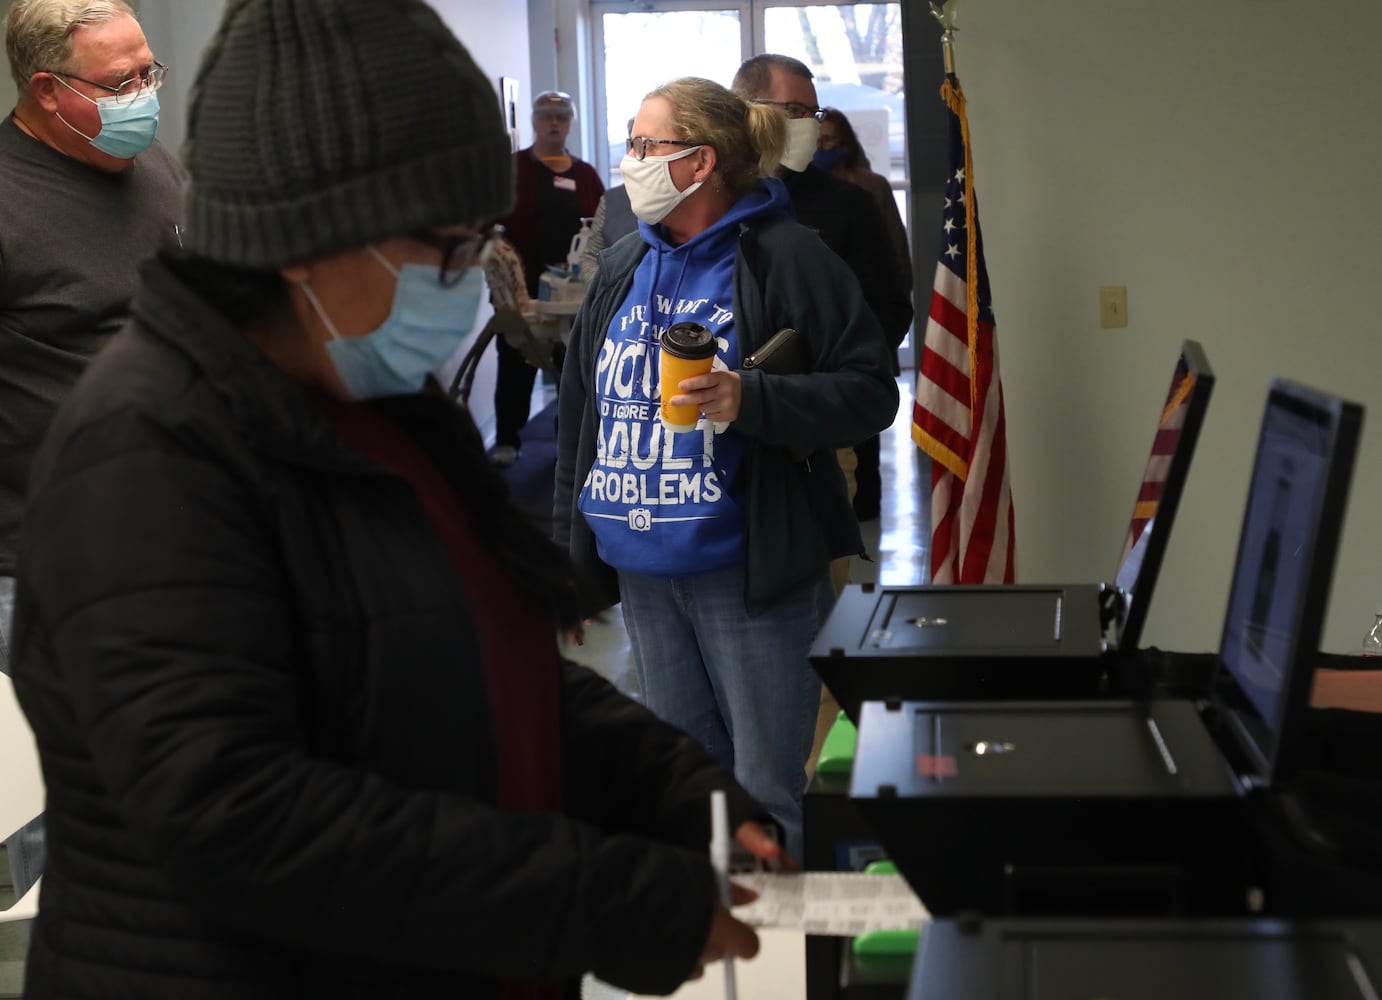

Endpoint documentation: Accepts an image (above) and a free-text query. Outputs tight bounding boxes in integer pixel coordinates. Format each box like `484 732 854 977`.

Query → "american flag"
911 76 1016 584
1119 359 1196 566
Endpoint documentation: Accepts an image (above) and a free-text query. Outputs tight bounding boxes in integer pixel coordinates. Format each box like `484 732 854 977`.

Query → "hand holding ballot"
730 871 930 937
690 882 761 984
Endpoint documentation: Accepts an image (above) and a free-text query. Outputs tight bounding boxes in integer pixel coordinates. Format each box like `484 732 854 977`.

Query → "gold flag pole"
929 0 964 75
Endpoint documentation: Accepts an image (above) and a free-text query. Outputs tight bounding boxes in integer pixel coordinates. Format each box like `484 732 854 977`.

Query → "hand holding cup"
659 323 718 433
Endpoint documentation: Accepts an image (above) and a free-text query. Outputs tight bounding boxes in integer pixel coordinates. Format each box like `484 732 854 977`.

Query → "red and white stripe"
1119 370 1194 565
913 270 1015 584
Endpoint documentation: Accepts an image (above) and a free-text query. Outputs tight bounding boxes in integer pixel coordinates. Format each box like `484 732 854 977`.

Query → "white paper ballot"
730 872 930 937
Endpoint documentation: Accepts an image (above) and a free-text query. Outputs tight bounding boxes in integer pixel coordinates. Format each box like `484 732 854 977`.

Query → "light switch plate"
1100 285 1129 328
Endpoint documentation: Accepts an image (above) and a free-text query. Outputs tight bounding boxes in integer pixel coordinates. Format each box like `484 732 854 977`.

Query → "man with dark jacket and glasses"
733 53 913 525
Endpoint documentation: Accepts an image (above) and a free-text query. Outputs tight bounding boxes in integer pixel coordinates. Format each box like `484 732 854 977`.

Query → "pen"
710 790 737 1000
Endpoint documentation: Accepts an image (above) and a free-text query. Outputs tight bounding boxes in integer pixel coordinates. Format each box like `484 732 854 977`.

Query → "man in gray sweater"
1 0 184 897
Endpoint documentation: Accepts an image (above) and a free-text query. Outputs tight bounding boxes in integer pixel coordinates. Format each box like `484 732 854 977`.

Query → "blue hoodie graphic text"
577 179 795 577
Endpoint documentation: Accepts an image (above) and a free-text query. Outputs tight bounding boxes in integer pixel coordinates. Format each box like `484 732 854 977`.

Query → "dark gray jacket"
554 214 899 616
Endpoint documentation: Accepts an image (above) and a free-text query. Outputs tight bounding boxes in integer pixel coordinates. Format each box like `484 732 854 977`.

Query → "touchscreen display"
1219 398 1331 729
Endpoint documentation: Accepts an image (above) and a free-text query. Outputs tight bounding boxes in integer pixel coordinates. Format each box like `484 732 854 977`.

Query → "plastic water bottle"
1364 608 1382 657
567 217 593 279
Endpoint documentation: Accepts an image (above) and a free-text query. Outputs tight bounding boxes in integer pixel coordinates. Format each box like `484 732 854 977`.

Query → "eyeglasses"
50 60 168 105
626 136 702 161
750 98 825 121
408 225 502 287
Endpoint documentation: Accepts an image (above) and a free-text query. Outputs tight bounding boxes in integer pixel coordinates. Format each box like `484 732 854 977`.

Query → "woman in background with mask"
10 3 774 998
815 107 913 305
554 77 899 863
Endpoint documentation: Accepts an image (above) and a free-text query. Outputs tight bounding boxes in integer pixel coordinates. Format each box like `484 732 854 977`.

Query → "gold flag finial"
930 0 965 74
929 0 964 31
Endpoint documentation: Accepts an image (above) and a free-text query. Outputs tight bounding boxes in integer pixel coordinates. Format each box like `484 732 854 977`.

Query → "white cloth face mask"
780 117 821 173
620 145 704 224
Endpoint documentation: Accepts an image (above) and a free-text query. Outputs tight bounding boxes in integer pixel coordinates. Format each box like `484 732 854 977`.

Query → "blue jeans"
617 567 834 862
0 575 45 898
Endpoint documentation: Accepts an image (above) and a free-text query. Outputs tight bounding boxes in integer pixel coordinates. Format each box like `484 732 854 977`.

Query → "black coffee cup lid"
660 322 716 360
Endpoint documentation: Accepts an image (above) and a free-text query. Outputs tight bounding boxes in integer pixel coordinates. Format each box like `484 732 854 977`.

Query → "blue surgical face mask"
53 75 160 158
812 146 845 172
304 247 485 401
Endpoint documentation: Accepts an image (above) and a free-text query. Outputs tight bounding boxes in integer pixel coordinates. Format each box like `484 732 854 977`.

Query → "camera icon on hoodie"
627 508 653 532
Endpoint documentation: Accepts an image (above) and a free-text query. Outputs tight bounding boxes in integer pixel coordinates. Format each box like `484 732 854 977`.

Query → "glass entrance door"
590 3 750 187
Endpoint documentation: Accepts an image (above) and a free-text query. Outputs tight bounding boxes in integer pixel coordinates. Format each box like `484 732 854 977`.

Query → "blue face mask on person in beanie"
53 75 161 159
302 247 485 400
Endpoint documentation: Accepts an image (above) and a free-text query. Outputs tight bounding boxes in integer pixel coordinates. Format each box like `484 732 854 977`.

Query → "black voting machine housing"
811 339 1218 717
838 379 1382 999
908 918 1382 1000
850 377 1365 915
802 341 1218 997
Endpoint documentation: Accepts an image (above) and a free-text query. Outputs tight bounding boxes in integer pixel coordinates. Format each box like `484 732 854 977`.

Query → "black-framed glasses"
750 98 825 121
626 136 703 161
50 60 168 105
408 225 502 287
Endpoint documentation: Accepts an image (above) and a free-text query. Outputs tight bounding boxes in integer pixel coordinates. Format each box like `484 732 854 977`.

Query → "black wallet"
741 328 814 462
742 327 809 375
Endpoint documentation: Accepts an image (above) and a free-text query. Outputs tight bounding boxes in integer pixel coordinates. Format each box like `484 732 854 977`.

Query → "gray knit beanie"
181 0 513 268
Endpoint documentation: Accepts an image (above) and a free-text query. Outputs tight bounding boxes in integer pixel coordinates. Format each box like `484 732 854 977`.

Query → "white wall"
951 2 1382 653
431 0 534 437
526 0 595 158
436 0 532 112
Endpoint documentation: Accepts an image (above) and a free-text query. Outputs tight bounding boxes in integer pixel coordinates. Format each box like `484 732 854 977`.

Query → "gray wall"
136 0 214 153
941 2 1382 653
0 66 14 119
0 0 14 114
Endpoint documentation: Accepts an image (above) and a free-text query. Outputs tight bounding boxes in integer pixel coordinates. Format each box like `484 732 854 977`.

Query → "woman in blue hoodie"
554 77 899 860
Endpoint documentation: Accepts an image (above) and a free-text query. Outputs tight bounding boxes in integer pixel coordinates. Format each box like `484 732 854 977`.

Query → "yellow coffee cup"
659 322 717 433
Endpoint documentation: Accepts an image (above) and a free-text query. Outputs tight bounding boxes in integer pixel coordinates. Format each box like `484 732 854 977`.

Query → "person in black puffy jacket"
9 1 777 997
